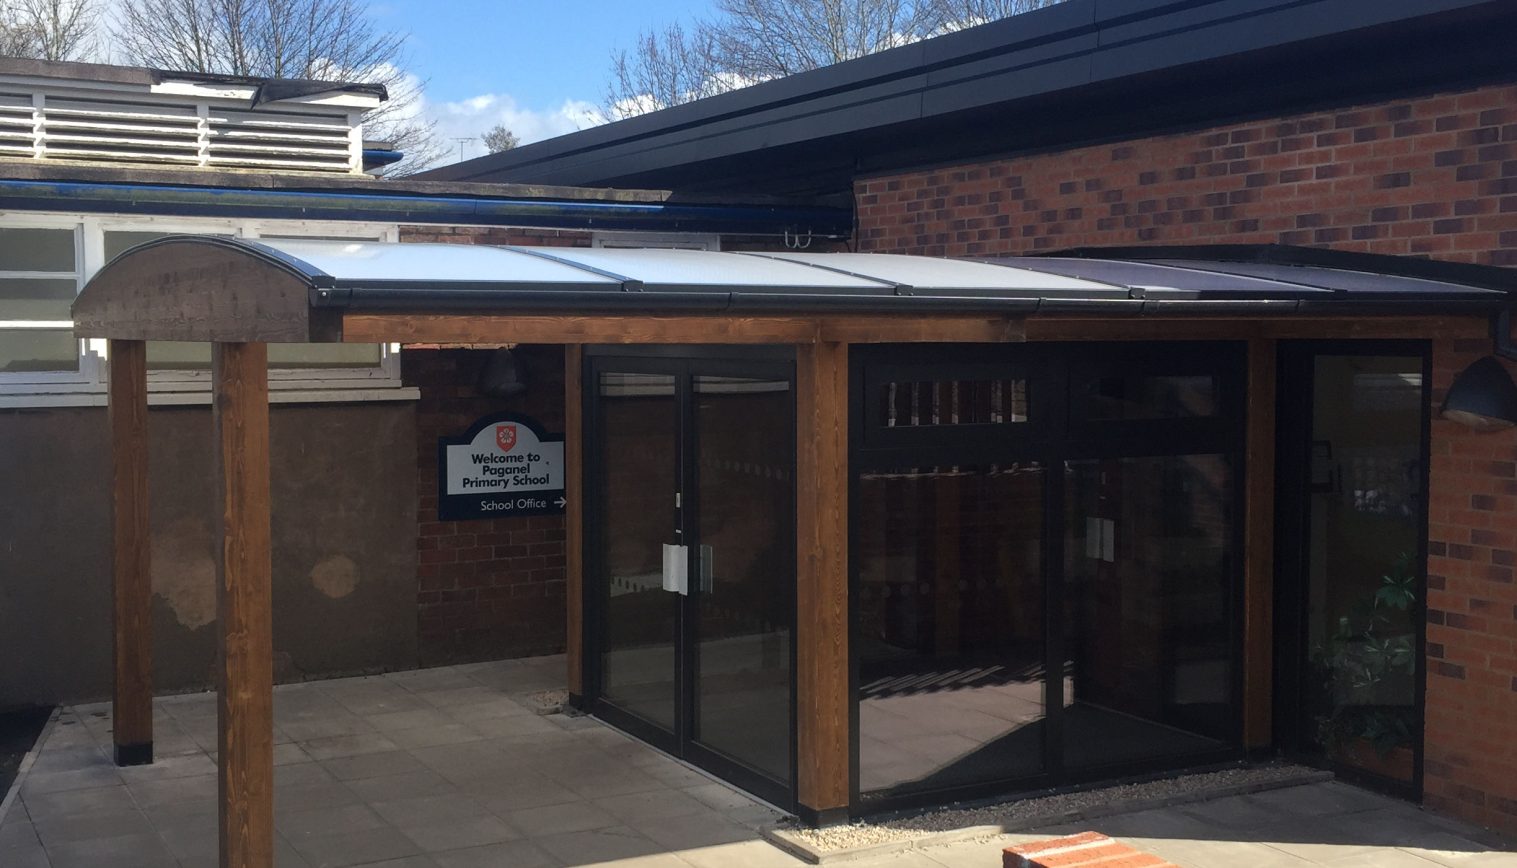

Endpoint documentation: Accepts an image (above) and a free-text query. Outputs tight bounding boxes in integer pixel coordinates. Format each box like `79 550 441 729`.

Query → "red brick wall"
1426 344 1517 833
856 83 1517 265
398 224 591 665
855 83 1517 834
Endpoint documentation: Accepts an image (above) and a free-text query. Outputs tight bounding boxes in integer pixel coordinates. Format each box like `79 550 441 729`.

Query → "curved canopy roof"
72 236 1512 343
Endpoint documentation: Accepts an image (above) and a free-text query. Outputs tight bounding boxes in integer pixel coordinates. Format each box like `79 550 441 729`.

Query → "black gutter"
0 178 853 237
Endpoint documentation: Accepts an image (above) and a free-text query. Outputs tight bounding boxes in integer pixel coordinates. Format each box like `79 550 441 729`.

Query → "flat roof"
418 0 1517 197
72 238 1512 345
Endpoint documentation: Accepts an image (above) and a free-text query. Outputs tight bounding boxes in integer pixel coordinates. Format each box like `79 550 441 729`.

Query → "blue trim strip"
0 178 853 236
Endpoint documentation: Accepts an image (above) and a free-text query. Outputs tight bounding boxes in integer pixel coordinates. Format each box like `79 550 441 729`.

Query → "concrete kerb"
0 706 60 829
761 767 1336 864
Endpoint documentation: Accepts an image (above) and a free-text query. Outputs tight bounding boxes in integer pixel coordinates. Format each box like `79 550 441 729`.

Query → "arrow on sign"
555 497 567 508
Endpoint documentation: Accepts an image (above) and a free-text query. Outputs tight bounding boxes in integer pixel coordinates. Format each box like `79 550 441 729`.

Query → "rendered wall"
0 402 417 707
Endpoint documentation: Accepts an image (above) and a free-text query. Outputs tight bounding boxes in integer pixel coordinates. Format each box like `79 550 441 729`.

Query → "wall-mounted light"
1442 356 1517 432
476 347 528 398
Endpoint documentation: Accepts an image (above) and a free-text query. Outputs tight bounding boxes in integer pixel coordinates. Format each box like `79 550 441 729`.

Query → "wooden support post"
109 339 153 767
795 341 850 826
564 344 585 701
213 342 274 868
1243 338 1276 749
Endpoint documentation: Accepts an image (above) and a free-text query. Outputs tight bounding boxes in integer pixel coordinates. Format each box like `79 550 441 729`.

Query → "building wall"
397 224 589 665
853 82 1517 834
0 402 417 707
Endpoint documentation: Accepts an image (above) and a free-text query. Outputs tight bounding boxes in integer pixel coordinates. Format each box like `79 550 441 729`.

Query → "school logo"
495 424 517 452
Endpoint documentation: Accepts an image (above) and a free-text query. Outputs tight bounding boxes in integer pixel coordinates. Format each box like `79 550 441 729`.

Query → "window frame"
0 212 409 405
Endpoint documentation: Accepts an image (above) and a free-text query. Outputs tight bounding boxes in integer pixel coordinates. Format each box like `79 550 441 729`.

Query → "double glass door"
588 355 795 806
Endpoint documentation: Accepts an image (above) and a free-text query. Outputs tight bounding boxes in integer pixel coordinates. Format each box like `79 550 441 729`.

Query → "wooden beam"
1024 315 1486 342
795 341 850 824
340 312 1026 346
109 339 152 767
563 344 585 701
1243 338 1276 749
213 342 274 868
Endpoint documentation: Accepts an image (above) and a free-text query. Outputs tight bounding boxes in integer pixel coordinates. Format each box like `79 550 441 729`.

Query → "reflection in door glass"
1063 455 1233 768
598 372 680 731
1303 357 1422 783
855 463 1045 795
692 376 794 783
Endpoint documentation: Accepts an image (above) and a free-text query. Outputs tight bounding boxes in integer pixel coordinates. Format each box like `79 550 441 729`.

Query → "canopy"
73 236 1511 343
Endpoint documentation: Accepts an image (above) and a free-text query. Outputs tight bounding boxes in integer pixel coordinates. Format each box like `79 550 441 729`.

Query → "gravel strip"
776 764 1325 855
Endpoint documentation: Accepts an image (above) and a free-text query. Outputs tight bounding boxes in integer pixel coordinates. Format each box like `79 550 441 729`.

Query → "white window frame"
0 212 414 407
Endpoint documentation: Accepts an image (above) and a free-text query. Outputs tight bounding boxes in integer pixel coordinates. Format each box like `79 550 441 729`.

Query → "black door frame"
583 347 799 810
848 341 1250 815
1272 340 1431 801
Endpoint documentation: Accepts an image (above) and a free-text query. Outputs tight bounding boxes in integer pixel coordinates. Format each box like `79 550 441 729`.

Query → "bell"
476 348 528 398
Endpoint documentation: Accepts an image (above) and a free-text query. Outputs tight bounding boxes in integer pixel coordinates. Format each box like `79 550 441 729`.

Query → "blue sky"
374 0 714 162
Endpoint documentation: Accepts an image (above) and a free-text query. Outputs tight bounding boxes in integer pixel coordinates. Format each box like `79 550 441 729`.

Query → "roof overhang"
72 237 1514 345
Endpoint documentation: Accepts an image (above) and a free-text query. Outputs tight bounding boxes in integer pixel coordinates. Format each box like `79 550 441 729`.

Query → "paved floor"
0 656 1510 867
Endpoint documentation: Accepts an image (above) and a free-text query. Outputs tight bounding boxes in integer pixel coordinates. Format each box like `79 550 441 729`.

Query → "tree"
481 124 519 153
0 0 100 61
113 0 443 174
605 0 1067 120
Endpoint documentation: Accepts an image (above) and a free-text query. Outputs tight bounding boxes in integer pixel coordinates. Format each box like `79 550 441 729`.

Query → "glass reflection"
1063 455 1233 768
856 463 1045 795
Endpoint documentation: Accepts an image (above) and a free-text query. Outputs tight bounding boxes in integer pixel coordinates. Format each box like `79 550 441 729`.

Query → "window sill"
0 386 421 409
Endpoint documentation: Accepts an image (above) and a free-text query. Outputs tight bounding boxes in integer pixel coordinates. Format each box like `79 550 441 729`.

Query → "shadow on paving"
0 707 49 801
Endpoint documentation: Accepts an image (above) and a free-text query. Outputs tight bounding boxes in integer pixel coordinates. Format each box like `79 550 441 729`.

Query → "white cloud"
423 91 607 164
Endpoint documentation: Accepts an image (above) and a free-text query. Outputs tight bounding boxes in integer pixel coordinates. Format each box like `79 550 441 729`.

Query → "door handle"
662 543 689 595
698 544 713 595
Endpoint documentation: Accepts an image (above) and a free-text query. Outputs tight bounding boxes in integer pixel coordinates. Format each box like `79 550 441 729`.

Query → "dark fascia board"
421 0 1509 193
0 55 389 101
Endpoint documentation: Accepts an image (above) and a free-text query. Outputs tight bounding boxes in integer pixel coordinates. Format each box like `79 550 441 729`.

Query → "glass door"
588 356 796 807
593 364 682 746
1277 344 1428 795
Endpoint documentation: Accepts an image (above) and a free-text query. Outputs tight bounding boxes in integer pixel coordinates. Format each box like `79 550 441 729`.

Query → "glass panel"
598 371 680 731
0 278 79 321
0 228 75 273
147 341 211 370
857 463 1045 795
104 231 171 261
1085 374 1218 420
1302 356 1421 783
0 329 78 372
882 379 1027 428
1063 454 1233 769
692 375 793 782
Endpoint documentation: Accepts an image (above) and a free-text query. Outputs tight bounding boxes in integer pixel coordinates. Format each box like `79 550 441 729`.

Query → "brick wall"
855 82 1517 834
398 224 592 665
856 84 1517 265
1426 344 1517 833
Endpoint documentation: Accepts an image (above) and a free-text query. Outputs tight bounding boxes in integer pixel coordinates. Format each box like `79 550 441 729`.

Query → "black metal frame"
848 341 1250 816
1272 340 1431 802
582 346 800 811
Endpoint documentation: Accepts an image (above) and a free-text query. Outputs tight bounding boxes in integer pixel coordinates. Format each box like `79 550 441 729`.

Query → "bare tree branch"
0 0 101 61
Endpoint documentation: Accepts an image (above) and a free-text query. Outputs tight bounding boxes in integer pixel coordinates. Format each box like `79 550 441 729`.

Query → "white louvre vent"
0 87 363 174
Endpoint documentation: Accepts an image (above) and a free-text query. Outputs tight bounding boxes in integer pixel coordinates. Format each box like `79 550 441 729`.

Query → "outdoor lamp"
476 347 528 398
1442 356 1517 432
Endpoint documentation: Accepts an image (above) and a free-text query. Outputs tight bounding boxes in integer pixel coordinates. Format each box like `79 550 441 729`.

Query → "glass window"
1062 454 1234 768
856 463 1045 795
1084 373 1218 420
103 230 174 262
1299 355 1422 783
0 228 75 272
0 277 79 321
881 378 1028 428
0 329 78 373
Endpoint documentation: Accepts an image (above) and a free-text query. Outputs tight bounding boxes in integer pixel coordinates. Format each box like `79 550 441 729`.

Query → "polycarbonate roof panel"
251 239 621 286
1151 260 1507 298
755 251 1125 295
980 256 1334 297
529 246 893 293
